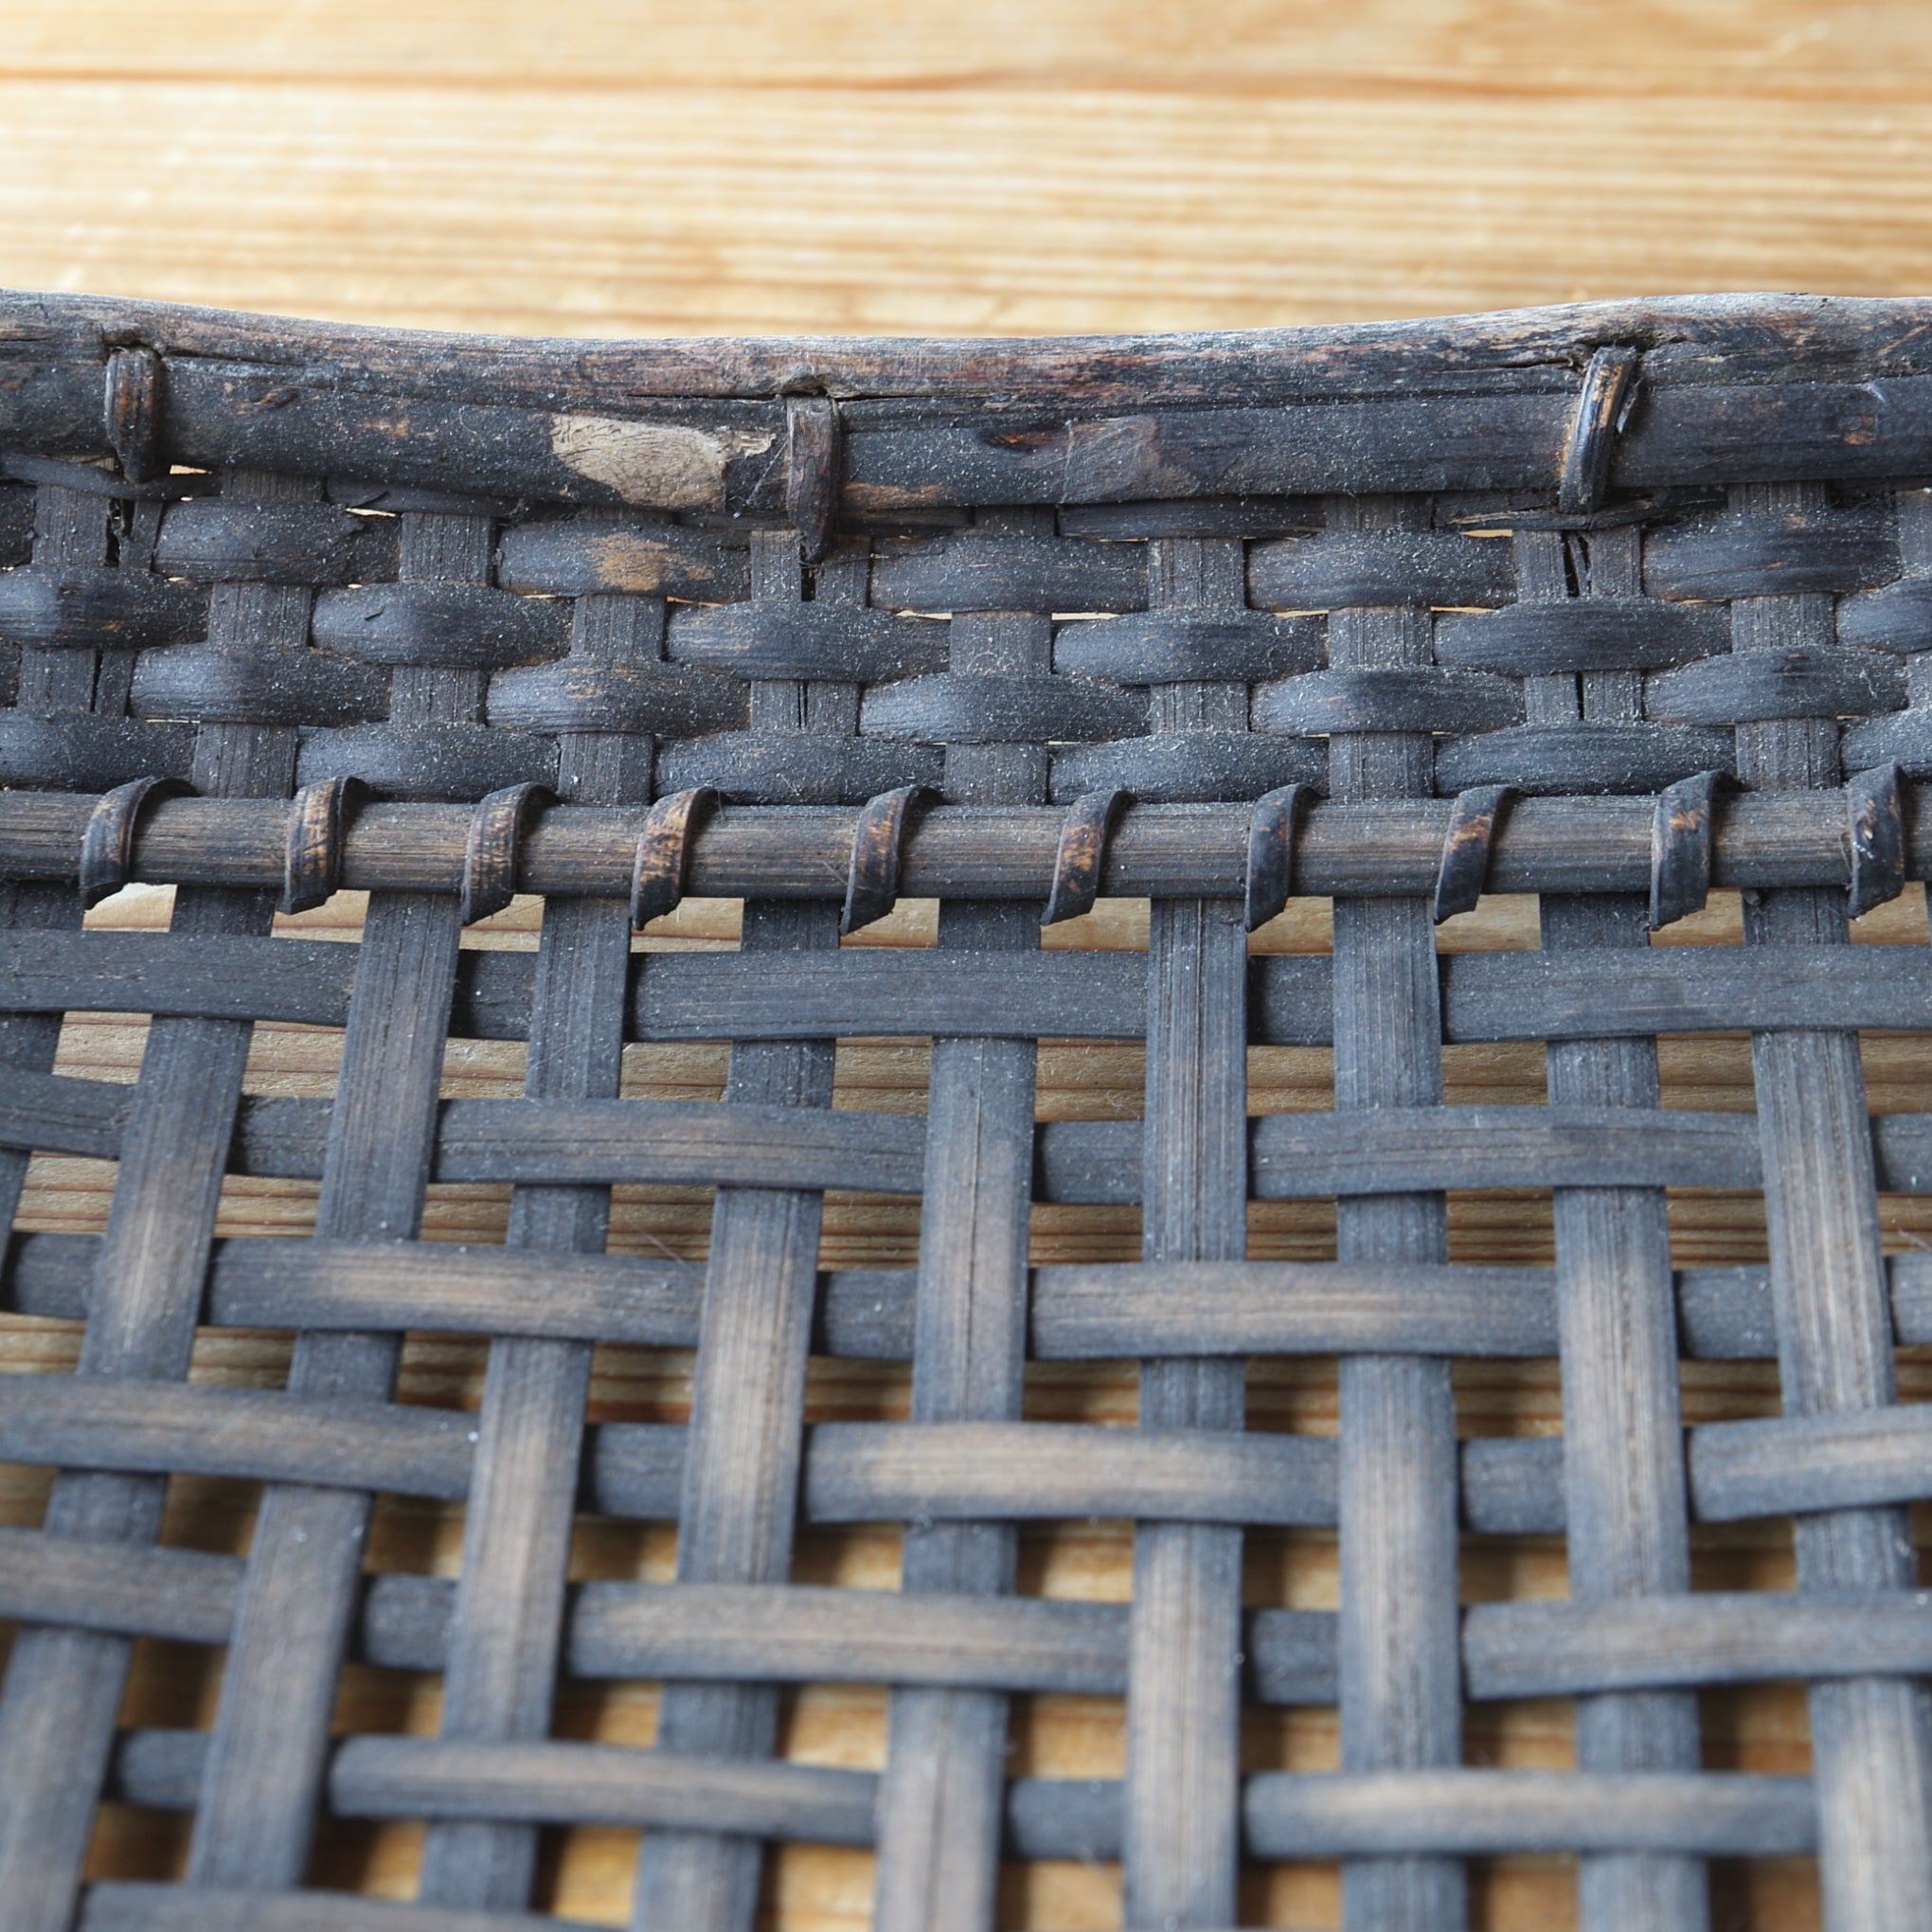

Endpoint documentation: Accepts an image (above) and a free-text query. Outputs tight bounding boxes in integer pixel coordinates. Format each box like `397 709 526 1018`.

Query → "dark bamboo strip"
0 1526 241 1647
1122 533 1251 1931
0 487 100 1254
18 928 1932 1049
1441 944 1932 1041
588 1583 1307 1707
184 1087 938 1188
8 484 120 739
635 948 1146 1040
343 1737 878 1844
385 1580 1925 1704
1677 1264 1789 1358
4 784 1927 903
359 1745 1831 1861
81 1884 605 1932
87 1736 1825 1866
0 1065 132 1157
1240 1772 1816 1861
418 592 646 1907
27 1074 1932 1205
20 1227 1932 1367
874 582 1046 1932
430 1097 925 1191
202 1237 705 1346
1031 1261 1559 1357
0 883 71 1224
1326 494 1464 1932
630 528 842 1932
184 513 486 1896
0 928 356 1023
184 890 463 1888
86 1742 1826 1869
0 935 1148 1041
0 469 300 1932
1527 515 1706 1932
578 1582 1119 1695
6 1385 1921 1530
20 1533 1932 1710
0 1378 478 1495
1467 1593 1932 1700
98 1730 251 1816
1124 909 1250 1928
1688 1403 1932 1520
1249 1105 1760 1195
802 1422 1330 1528
1732 479 1932 1932
184 510 486 1892
101 1739 885 1839
87 1742 1828 1876
0 1536 1332 1703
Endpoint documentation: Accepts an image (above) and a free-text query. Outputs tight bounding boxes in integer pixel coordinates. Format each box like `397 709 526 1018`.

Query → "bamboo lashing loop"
1433 785 1514 924
840 785 933 935
1243 783 1309 932
103 346 167 488
629 787 719 929
1847 762 1906 920
1649 768 1728 931
79 777 190 911
279 778 365 916
1042 789 1128 926
1557 345 1640 517
458 782 549 926
784 392 841 565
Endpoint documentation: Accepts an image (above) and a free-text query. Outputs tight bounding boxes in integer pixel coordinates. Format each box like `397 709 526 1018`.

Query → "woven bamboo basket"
2 291 1930 1932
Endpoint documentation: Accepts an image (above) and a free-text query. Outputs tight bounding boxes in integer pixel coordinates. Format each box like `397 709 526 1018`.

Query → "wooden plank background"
5 5 1932 1927
6 1 1932 335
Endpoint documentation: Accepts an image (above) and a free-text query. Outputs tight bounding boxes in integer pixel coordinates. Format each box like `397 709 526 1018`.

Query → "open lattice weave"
2 293 1932 1931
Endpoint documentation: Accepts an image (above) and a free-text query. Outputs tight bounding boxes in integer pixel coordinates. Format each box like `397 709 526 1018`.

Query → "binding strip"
79 777 190 911
0 452 196 501
841 785 933 936
785 393 841 565
630 787 720 929
279 777 364 916
1649 768 1727 930
1847 761 1906 920
1243 783 1309 932
104 346 167 488
1433 785 1514 924
1557 345 1640 517
459 783 549 926
1042 789 1128 928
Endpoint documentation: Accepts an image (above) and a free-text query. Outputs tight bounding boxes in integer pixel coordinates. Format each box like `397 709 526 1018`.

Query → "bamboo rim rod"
0 787 1904 906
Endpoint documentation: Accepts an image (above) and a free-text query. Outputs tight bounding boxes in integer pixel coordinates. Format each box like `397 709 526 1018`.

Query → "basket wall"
2 292 1932 1932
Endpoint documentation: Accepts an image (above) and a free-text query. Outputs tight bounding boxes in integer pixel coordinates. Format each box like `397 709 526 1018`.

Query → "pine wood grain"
4 1 1932 94
2 5 1932 338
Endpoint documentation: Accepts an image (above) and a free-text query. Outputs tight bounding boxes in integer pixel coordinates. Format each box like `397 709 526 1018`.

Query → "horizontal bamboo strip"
1467 1591 1932 1699
8 1381 1927 1534
13 1232 1932 1363
80 1883 602 1932
1241 1770 1816 1859
82 1729 1822 1862
17 1536 1927 1710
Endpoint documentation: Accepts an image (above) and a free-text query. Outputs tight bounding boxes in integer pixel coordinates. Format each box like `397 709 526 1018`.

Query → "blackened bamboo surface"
4 290 1932 1931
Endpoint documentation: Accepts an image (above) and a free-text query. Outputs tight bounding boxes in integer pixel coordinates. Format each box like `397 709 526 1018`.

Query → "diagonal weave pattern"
2 292 1932 1930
